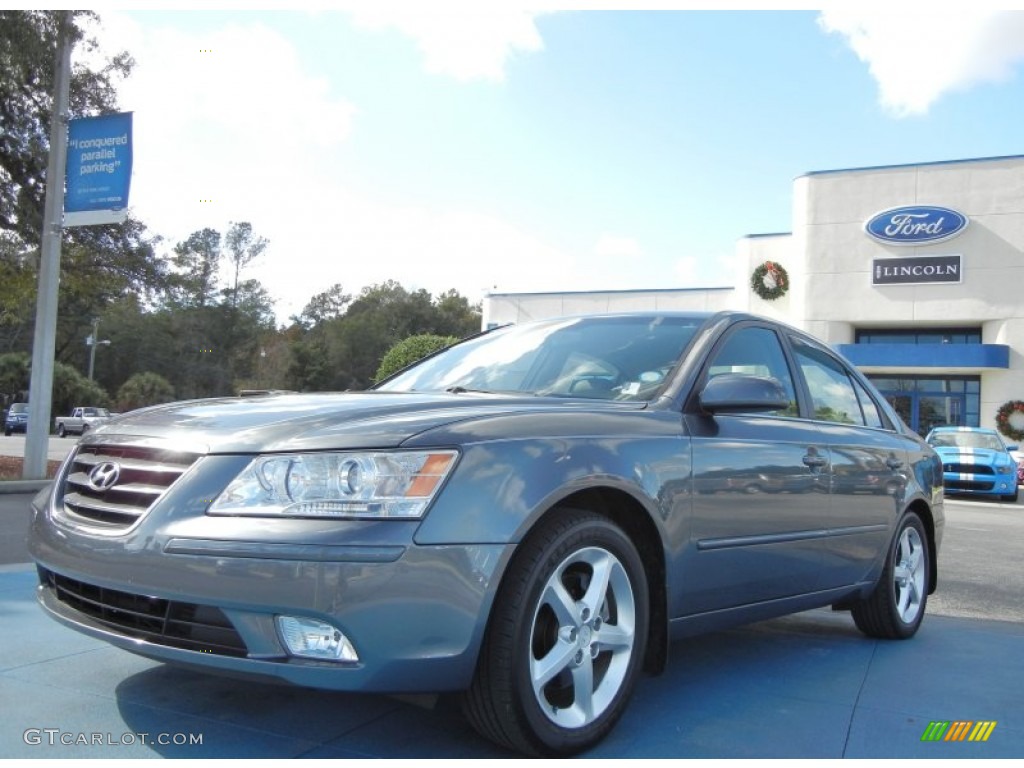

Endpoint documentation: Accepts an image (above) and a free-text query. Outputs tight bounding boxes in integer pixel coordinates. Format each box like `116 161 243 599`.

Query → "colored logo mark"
921 721 996 742
864 205 968 246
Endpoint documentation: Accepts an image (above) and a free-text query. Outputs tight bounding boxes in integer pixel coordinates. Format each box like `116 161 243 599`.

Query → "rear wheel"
463 510 649 756
57 423 66 438
852 511 929 639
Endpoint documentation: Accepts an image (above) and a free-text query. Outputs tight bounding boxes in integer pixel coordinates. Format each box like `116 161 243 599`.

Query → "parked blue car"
926 426 1019 502
3 402 28 436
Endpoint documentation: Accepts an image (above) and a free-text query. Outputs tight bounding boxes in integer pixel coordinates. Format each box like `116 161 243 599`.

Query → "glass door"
879 391 966 436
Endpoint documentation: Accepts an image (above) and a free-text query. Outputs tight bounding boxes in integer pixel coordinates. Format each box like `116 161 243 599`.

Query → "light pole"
86 318 111 380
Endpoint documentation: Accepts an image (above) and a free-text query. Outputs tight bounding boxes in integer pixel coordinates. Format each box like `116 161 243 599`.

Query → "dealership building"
482 154 1024 436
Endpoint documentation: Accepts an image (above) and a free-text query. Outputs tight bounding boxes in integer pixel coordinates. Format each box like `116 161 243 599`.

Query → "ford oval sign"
864 205 968 246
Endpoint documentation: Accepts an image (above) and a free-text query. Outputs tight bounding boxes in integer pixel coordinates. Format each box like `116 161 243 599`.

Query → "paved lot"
1 492 1022 758
0 434 77 463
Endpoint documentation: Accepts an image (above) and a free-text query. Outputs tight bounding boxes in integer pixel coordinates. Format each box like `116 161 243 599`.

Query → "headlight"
208 450 457 519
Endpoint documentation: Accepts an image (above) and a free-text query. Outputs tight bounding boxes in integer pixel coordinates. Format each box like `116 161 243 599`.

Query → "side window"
705 326 798 415
791 338 865 425
852 377 885 428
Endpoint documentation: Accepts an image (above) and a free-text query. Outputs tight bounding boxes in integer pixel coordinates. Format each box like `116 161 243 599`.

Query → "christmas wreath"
750 261 789 301
995 400 1024 442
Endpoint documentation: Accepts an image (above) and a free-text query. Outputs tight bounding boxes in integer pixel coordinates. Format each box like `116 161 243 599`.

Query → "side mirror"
699 374 790 414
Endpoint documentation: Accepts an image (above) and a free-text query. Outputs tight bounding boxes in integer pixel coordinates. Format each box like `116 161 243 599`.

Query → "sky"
71 2 1024 324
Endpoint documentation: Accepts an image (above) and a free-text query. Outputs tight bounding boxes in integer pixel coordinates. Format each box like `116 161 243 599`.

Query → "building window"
855 328 981 345
866 375 980 436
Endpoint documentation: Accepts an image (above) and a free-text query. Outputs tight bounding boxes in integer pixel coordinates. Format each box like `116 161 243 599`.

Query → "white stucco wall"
482 287 736 328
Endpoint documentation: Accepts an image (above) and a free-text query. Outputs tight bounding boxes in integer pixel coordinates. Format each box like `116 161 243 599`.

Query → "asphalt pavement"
0 433 76 463
1 490 1022 758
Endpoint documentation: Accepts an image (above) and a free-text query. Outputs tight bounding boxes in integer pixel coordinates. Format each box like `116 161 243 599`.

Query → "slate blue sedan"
926 426 1020 502
29 312 945 756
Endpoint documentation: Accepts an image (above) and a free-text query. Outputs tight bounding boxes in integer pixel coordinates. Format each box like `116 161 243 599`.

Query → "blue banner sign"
65 112 133 227
864 205 968 246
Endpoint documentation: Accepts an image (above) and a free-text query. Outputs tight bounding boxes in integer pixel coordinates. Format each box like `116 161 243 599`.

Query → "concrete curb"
0 480 51 494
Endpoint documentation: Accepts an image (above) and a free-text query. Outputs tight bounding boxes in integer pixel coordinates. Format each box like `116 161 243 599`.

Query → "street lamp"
86 318 111 380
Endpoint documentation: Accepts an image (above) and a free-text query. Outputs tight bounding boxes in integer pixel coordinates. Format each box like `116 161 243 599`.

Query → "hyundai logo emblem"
88 461 121 492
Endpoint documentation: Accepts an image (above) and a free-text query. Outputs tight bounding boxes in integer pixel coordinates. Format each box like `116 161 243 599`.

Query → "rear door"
787 335 908 588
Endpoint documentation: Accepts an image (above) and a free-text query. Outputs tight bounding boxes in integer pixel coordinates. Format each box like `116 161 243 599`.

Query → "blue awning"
835 343 1009 371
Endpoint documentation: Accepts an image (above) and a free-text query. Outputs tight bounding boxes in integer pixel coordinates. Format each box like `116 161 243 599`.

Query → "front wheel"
463 510 649 756
852 511 929 639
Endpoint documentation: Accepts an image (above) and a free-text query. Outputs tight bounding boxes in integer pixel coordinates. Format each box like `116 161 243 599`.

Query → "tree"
0 351 30 401
52 361 108 416
285 281 482 392
0 233 37 353
1 12 166 365
0 10 133 244
292 283 351 329
375 334 458 383
115 371 175 413
168 228 221 308
224 221 267 309
0 351 108 417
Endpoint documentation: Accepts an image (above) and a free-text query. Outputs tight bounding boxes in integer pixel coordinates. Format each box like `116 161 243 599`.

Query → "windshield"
378 315 705 401
928 431 1005 451
10 403 28 414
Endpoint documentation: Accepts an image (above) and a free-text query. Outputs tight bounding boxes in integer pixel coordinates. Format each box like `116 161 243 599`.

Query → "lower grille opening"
946 480 995 492
40 568 247 658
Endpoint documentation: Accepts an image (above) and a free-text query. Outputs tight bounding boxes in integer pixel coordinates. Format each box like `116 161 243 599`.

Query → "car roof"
929 426 998 433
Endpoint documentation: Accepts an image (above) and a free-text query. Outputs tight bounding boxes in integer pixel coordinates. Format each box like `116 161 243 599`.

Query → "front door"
680 324 829 616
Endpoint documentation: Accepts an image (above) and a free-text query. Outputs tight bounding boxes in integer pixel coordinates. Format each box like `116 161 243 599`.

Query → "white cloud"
75 11 576 323
819 9 1024 117
348 6 547 81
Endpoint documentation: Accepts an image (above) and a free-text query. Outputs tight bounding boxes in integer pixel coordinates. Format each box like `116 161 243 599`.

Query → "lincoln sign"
864 205 968 246
873 255 962 286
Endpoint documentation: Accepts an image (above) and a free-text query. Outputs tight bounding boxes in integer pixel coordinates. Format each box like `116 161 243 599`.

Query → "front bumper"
941 470 1017 497
28 461 509 693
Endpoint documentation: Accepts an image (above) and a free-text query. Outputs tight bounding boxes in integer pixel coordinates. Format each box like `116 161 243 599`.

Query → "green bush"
52 364 109 416
374 334 458 383
0 352 110 423
115 372 176 413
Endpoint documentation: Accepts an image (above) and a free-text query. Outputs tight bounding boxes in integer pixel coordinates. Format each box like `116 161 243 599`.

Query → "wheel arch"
523 486 669 675
905 499 939 595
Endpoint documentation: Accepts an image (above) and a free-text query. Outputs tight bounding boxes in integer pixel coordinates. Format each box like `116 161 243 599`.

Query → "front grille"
40 568 247 657
59 443 201 532
944 463 995 476
946 479 995 492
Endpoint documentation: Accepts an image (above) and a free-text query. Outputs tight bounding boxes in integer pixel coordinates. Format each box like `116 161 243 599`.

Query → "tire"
81 423 89 434
57 423 66 438
462 509 649 757
1003 487 1019 503
852 511 929 639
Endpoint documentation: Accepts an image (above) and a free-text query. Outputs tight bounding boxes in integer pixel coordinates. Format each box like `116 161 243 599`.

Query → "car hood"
85 391 646 454
932 446 1011 464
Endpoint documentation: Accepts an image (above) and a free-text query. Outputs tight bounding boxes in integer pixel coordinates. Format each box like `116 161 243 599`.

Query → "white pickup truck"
54 406 112 437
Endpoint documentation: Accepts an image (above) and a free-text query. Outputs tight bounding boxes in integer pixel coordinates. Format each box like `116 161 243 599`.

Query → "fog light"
276 616 359 662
